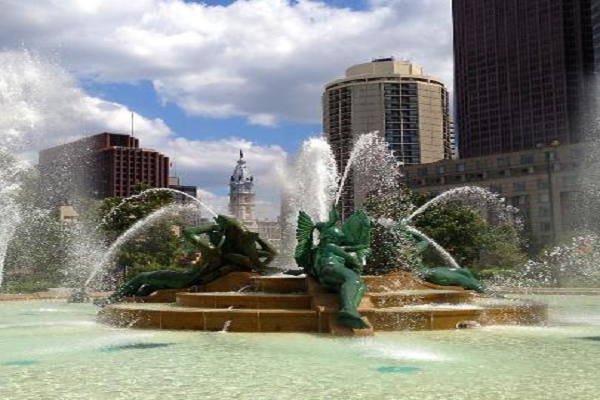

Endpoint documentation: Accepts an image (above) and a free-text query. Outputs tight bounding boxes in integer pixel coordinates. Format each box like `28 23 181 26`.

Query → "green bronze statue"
295 209 372 329
97 215 277 305
405 226 485 293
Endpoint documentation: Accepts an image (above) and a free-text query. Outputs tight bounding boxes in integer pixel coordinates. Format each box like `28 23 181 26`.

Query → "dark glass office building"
453 0 596 158
593 0 600 72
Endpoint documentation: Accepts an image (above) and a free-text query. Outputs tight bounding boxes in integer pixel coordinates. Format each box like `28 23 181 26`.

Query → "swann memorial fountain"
97 134 546 336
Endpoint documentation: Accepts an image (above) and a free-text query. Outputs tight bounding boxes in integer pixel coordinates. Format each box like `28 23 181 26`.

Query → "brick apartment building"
39 132 169 205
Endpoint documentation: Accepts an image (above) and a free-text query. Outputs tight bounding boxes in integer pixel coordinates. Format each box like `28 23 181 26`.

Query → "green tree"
363 188 527 274
98 182 174 235
117 223 184 280
363 189 422 274
97 182 183 279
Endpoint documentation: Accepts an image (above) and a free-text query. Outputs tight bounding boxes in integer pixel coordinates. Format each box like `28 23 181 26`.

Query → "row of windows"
418 151 559 176
492 179 554 193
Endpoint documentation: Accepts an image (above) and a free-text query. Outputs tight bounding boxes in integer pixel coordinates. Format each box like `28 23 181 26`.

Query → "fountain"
0 155 27 287
97 134 546 335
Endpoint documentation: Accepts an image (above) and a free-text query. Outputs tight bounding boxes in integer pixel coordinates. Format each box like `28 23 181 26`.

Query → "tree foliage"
97 182 183 277
98 182 174 236
363 188 527 274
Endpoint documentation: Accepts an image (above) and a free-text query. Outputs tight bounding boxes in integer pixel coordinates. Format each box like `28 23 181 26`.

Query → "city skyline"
0 0 455 217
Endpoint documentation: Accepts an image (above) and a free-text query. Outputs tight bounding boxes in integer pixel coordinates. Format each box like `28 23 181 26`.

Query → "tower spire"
229 150 255 226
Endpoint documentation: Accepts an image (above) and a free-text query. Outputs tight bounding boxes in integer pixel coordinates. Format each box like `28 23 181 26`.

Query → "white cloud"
0 50 287 217
0 0 453 125
166 136 287 208
0 0 454 218
195 187 230 216
248 113 278 127
0 50 172 153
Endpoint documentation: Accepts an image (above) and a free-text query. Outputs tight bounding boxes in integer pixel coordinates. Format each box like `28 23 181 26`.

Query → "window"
539 193 550 203
520 195 530 206
511 195 529 206
436 165 446 174
456 163 466 172
537 179 549 189
538 207 550 217
540 222 552 232
521 154 534 164
513 182 526 192
545 151 557 161
418 167 428 177
498 157 510 167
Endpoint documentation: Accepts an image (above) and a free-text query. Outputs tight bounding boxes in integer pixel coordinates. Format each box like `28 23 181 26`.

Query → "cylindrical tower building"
323 58 451 216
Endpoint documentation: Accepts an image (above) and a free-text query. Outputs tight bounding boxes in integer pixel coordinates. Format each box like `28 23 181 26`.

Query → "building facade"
229 150 257 228
593 0 600 72
227 151 282 249
323 58 451 216
254 219 282 251
403 144 583 247
168 176 201 226
449 119 458 159
453 0 596 158
168 176 198 201
39 132 169 205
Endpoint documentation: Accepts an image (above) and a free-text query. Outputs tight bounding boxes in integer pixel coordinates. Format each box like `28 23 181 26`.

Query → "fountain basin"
1 296 598 399
98 271 547 335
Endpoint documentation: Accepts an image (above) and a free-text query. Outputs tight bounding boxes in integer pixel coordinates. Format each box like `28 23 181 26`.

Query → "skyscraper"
453 0 596 158
39 132 169 205
323 58 451 216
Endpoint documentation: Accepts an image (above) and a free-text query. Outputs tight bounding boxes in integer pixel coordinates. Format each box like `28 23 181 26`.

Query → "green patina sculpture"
406 227 485 293
295 209 372 329
97 215 277 305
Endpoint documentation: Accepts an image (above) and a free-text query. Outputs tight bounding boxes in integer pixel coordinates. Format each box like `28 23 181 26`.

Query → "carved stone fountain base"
98 271 547 336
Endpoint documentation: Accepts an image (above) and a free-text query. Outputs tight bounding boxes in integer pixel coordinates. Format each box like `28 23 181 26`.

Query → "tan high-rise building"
323 58 451 216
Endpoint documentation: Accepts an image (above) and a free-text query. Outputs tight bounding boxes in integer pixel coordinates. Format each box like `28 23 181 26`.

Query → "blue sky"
190 0 371 10
0 0 453 216
79 0 376 156
84 80 320 155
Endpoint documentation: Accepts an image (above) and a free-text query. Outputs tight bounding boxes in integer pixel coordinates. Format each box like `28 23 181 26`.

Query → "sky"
0 0 453 217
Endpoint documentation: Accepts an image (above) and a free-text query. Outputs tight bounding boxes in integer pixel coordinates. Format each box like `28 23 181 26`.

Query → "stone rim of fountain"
97 270 547 336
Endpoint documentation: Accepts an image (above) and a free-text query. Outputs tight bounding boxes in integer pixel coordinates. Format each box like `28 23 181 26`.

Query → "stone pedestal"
99 270 547 335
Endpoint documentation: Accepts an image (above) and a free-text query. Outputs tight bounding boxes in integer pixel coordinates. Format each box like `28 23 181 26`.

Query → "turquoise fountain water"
0 295 599 399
